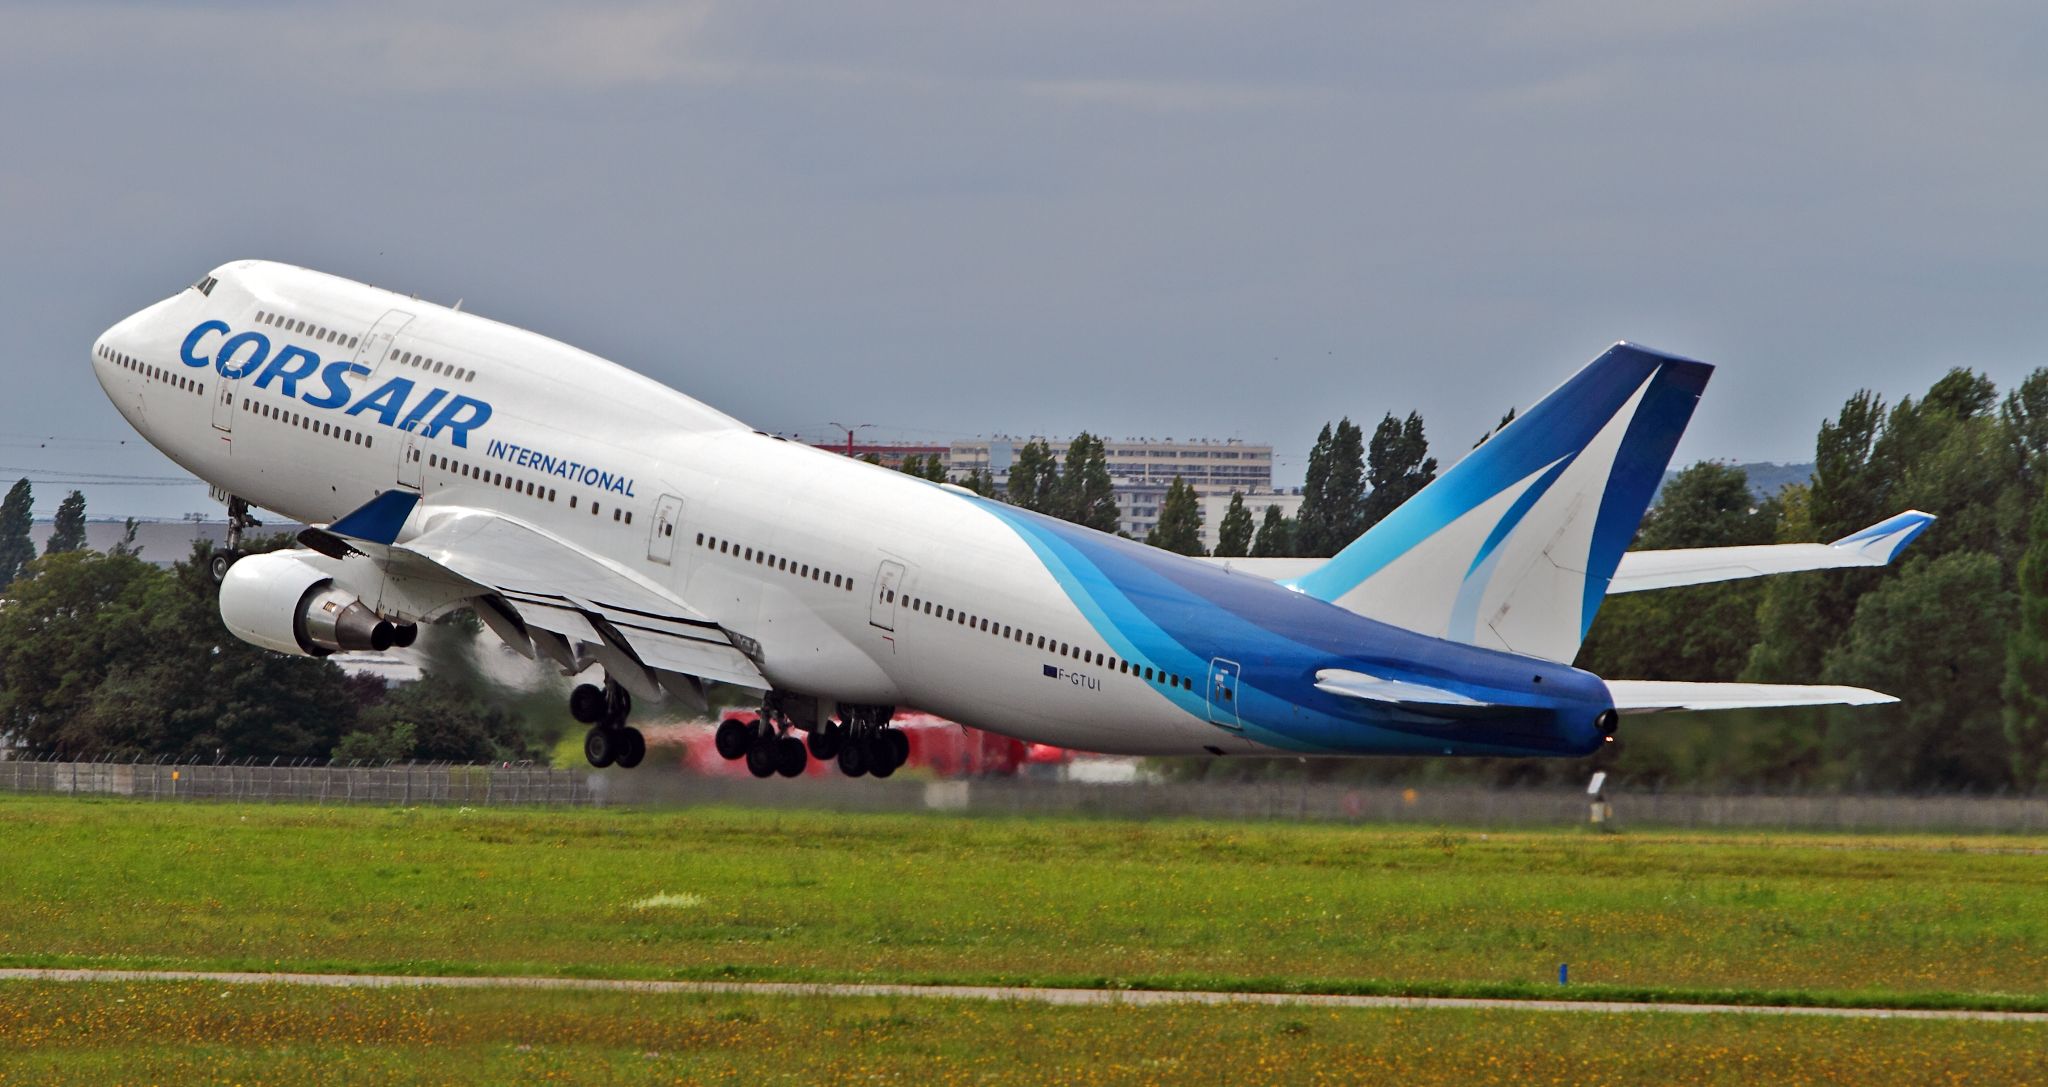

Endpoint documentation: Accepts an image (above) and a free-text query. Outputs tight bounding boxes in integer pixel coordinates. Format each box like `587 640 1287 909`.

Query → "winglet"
1831 510 1935 563
326 490 420 546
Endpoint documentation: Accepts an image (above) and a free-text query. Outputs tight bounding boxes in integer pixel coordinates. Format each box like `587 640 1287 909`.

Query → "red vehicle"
671 710 1068 779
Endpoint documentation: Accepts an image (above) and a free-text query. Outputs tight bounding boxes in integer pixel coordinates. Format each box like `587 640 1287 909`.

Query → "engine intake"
217 550 418 657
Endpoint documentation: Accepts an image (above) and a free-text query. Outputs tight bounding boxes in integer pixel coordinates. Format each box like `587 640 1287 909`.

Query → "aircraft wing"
1607 511 1934 594
316 492 766 693
1604 679 1896 715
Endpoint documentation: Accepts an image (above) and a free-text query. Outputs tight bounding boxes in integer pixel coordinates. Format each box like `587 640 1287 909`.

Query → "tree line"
0 484 549 764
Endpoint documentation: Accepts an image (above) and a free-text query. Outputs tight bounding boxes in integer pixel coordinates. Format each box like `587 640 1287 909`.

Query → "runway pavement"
1 968 2042 1022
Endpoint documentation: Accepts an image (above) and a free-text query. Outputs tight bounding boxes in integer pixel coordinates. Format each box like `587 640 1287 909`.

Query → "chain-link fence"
3 755 2045 833
0 755 590 806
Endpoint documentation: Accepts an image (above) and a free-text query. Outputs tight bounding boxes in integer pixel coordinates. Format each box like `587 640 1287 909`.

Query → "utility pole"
829 421 875 457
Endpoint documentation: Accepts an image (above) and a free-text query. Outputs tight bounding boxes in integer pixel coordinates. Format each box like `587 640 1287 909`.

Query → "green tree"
1295 419 1366 557
898 454 948 482
109 518 141 558
357 671 526 762
1214 492 1254 558
1472 406 1517 449
2003 491 2048 792
960 468 999 498
1008 440 1060 513
1147 477 1204 555
1252 504 1294 557
1360 411 1437 530
1822 551 2015 790
44 490 86 555
0 539 363 759
1747 390 1889 683
0 478 32 589
332 719 416 764
1059 433 1120 532
1579 462 1780 682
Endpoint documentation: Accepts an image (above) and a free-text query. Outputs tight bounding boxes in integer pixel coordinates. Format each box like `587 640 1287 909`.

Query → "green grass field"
2 981 2043 1086
2 795 2044 1083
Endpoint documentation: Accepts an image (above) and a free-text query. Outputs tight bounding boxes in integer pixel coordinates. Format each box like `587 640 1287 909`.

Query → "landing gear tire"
883 728 909 769
745 742 778 779
613 727 646 769
715 719 751 761
837 740 870 778
806 721 845 761
776 737 807 778
583 726 618 769
569 684 608 725
208 550 240 586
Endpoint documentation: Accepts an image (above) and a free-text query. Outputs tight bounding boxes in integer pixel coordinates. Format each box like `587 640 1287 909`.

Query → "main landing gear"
716 703 907 780
574 678 646 769
715 704 810 779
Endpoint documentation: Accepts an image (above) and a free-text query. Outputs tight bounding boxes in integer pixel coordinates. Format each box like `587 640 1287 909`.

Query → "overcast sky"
5 1 2047 518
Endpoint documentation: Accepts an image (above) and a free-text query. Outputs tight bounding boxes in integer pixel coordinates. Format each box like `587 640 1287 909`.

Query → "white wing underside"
348 509 767 693
1604 680 1896 715
1606 511 1935 594
1203 511 1935 599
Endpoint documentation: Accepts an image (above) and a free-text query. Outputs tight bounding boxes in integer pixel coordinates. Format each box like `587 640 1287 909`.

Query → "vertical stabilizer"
1287 343 1712 663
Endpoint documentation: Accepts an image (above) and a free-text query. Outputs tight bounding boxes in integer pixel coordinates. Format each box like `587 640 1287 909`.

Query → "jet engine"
217 550 418 657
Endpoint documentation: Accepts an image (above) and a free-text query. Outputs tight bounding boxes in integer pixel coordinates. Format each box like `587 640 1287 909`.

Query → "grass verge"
1 796 2042 1011
2 980 2044 1087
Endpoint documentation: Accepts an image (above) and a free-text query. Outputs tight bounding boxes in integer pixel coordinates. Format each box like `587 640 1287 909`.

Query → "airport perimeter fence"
0 755 591 807
599 774 2048 834
3 757 2047 833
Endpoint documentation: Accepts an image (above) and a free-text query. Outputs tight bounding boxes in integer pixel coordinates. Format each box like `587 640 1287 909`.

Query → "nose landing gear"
208 495 264 585
575 678 645 769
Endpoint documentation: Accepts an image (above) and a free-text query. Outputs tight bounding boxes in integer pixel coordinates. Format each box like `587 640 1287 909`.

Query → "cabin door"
1206 658 1244 731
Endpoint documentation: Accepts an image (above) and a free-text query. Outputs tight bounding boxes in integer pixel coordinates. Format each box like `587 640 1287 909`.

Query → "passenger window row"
428 452 558 503
695 533 854 593
100 344 203 398
883 586 1195 692
243 396 372 448
255 310 358 351
388 347 475 383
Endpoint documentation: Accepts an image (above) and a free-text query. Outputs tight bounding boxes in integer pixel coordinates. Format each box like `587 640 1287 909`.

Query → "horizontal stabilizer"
1608 510 1934 594
1604 679 1897 715
1315 668 1494 709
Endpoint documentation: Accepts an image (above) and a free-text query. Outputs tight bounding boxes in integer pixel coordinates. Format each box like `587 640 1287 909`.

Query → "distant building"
1197 490 1305 554
28 518 311 568
949 437 1275 538
805 440 952 471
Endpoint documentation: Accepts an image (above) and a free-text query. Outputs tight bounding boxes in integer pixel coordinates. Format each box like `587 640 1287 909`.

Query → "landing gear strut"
576 678 645 769
209 496 263 585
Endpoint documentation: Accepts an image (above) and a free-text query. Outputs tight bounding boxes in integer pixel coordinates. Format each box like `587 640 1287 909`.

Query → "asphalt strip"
1 969 2042 1023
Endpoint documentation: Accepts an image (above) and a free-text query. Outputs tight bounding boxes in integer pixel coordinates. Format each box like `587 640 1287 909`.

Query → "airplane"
90 261 1931 778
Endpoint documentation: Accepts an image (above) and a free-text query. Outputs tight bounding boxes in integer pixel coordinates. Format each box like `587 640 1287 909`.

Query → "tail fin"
1287 343 1712 663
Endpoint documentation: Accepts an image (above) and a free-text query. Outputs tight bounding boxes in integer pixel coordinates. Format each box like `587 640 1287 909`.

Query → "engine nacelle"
217 550 416 657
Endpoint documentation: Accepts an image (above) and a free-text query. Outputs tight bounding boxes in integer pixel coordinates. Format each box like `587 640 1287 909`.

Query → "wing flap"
323 497 768 691
1608 511 1933 594
1605 679 1896 715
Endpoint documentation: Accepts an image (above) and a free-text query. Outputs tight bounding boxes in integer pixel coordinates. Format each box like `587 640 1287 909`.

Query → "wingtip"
1832 510 1937 560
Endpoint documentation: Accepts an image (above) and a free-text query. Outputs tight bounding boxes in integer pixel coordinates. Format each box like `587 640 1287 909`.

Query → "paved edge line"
1 969 2042 1023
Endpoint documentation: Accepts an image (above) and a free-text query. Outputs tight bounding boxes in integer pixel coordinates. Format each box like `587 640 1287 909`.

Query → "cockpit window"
192 275 217 296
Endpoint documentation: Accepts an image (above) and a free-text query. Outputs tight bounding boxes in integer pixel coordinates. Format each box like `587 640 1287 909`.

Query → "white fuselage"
92 261 1255 755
